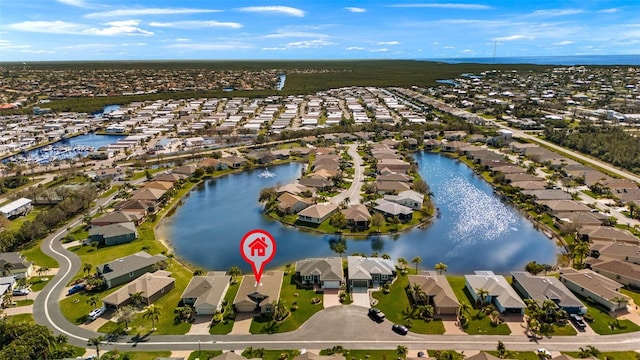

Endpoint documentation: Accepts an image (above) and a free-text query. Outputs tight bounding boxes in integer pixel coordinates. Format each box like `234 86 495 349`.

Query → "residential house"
181 272 230 315
522 190 573 201
131 187 167 203
539 200 592 218
102 270 175 309
374 180 411 194
297 203 339 224
408 272 460 315
277 193 314 214
440 140 464 153
153 173 188 183
588 259 640 289
0 276 16 298
294 351 345 360
88 222 138 246
377 159 410 173
221 156 247 169
465 271 526 314
384 190 424 210
558 212 607 228
143 181 174 191
373 200 413 221
376 173 412 183
173 164 197 176
212 352 262 360
233 270 284 314
342 204 372 229
0 198 32 219
424 139 441 150
116 199 155 218
578 226 639 244
511 271 586 314
510 181 547 190
298 178 333 190
347 256 396 289
559 268 629 312
295 257 344 289
465 353 512 360
590 241 640 264
0 252 33 279
198 158 228 171
91 211 142 226
88 168 125 181
277 183 315 197
96 251 167 289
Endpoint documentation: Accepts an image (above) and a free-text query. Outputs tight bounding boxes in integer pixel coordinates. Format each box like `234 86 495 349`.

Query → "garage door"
323 281 341 289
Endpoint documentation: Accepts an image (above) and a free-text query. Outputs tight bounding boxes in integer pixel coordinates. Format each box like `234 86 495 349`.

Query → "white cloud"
20 49 55 54
57 0 89 7
346 46 365 50
391 3 491 10
85 8 220 19
6 21 83 34
285 39 335 48
264 31 328 38
345 7 366 13
121 42 148 46
7 20 154 36
529 9 583 17
60 43 117 49
370 48 389 52
599 8 619 14
553 40 574 46
492 35 527 42
237 6 305 17
175 38 190 42
167 43 252 51
84 20 153 36
262 47 287 51
377 41 400 45
149 21 242 29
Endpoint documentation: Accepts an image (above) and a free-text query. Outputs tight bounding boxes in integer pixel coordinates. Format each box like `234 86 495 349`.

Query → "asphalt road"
330 144 365 205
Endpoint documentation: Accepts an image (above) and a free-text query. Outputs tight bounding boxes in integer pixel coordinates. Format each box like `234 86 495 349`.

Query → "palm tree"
87 336 105 359
434 262 448 275
36 266 50 277
116 305 136 331
572 240 591 269
86 295 100 309
130 291 145 308
397 257 408 270
627 201 638 219
458 302 471 318
143 304 162 331
396 345 408 360
82 263 93 277
2 262 14 276
228 266 242 283
411 256 422 273
476 288 490 305
541 299 557 322
411 283 425 303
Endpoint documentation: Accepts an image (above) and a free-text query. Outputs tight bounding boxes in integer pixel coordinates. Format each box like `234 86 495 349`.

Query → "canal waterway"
158 153 558 274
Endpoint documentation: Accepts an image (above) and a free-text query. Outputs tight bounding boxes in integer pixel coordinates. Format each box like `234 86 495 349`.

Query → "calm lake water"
158 153 558 274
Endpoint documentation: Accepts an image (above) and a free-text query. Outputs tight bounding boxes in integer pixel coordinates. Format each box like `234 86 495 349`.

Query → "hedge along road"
32 177 640 353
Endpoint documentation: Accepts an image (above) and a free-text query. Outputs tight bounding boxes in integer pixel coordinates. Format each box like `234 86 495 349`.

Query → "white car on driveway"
88 306 106 321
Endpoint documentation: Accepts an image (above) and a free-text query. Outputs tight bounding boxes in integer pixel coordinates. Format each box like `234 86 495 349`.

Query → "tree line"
0 318 79 359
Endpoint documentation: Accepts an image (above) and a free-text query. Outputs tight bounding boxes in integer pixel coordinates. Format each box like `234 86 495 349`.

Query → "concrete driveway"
351 288 371 307
323 289 341 308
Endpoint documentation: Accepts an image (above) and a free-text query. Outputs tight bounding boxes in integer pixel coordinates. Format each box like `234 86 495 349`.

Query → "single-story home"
408 272 460 315
297 203 339 224
373 200 413 221
511 271 586 314
0 198 32 219
233 270 284 314
347 256 396 290
277 192 314 214
578 226 639 244
181 272 230 315
559 268 630 312
384 190 424 210
88 222 138 246
96 251 167 289
102 270 175 309
0 252 33 279
465 271 526 314
91 211 142 227
588 259 640 290
590 241 640 265
342 204 371 229
295 257 344 289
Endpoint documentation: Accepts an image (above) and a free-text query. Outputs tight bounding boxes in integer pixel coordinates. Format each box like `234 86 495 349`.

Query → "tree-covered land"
0 317 82 359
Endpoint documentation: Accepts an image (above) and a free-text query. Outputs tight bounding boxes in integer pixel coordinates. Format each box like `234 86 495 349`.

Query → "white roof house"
0 198 33 218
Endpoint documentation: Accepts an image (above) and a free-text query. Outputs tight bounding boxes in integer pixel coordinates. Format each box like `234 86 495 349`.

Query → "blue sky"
1 0 638 61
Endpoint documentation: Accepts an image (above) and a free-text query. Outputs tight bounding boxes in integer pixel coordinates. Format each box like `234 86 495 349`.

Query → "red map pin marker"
240 229 276 284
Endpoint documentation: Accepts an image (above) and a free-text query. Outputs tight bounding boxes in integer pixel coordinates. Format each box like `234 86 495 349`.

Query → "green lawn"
5 313 35 324
446 276 511 335
15 299 34 306
372 272 445 334
22 238 59 268
620 287 640 306
188 350 223 360
209 281 241 335
7 206 41 232
102 351 171 360
241 349 302 360
564 352 640 360
250 272 324 334
486 351 539 360
577 294 640 335
29 275 52 292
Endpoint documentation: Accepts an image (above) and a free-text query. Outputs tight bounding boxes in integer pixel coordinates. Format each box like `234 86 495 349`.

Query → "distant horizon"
1 1 639 62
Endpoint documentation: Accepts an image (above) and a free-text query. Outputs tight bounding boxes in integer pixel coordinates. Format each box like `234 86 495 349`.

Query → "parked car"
67 283 86 296
88 306 106 321
537 349 551 358
368 307 385 322
570 314 587 329
392 324 408 335
12 288 30 296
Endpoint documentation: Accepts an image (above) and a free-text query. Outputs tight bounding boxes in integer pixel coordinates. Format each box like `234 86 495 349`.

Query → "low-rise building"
233 270 284 314
0 252 33 279
347 256 396 290
295 257 344 289
181 272 230 315
96 251 167 289
559 268 629 312
102 270 175 309
465 271 526 314
511 271 586 314
408 271 460 315
88 222 138 246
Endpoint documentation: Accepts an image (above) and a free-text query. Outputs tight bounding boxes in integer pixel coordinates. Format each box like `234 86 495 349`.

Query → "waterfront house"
181 272 230 315
510 181 547 190
347 256 396 290
588 258 640 289
91 211 142 227
373 200 413 221
0 252 33 279
376 173 412 183
153 173 188 183
143 181 174 191
277 193 314 215
295 257 344 289
233 270 283 314
559 268 629 312
374 180 411 194
298 178 333 190
408 272 460 315
221 155 247 169
173 164 197 176
297 203 338 224
590 241 640 264
0 198 32 219
578 226 639 244
522 189 573 201
116 199 155 218
511 271 586 314
277 183 315 197
130 187 167 203
539 200 592 218
377 159 410 173
465 271 526 315
88 222 138 246
342 204 372 229
198 158 229 171
102 270 175 309
96 251 167 289
384 190 424 210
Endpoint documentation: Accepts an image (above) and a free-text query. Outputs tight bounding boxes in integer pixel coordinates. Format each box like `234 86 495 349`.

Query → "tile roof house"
522 189 573 201
297 203 339 224
590 241 640 264
465 271 526 314
342 204 372 229
102 270 175 309
0 252 33 279
143 181 174 191
511 271 586 314
559 268 629 312
91 211 142 227
588 258 640 289
96 251 167 289
153 173 188 183
384 190 424 210
130 187 167 202
347 256 396 289
578 226 639 244
295 257 344 289
277 192 314 215
377 159 410 173
181 272 231 315
88 222 138 246
233 270 284 314
277 183 315 197
373 200 413 221
408 272 460 315
374 180 411 194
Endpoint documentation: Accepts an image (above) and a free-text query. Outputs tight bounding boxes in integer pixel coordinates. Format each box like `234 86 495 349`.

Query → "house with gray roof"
384 190 424 210
590 241 640 264
295 257 344 289
408 271 460 315
465 271 526 314
511 271 586 314
88 222 138 246
96 251 167 289
181 272 230 315
373 200 413 221
522 189 573 201
578 226 639 244
233 270 283 314
559 268 629 312
294 351 345 360
347 256 396 290
91 211 142 227
0 252 33 279
102 270 174 309
297 203 338 224
588 259 640 289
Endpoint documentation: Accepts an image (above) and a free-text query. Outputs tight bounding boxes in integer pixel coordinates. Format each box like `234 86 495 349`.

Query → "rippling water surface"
159 152 558 274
